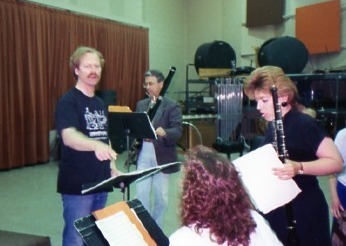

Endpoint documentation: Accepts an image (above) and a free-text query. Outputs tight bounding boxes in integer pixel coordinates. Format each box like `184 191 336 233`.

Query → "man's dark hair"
144 69 165 82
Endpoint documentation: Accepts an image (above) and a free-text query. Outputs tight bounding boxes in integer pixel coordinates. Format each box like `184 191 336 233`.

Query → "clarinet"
271 85 300 246
126 67 176 166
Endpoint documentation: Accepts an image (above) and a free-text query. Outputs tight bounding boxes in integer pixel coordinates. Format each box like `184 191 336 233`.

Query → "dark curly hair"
180 145 256 246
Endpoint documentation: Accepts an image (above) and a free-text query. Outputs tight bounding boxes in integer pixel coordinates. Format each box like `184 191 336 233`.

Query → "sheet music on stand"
74 199 170 246
93 201 155 246
95 211 147 246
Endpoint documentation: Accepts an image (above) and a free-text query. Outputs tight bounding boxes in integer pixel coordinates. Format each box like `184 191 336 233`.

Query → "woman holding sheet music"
243 66 342 245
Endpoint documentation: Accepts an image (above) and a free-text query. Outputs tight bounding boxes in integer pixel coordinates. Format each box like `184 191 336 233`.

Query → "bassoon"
271 85 300 246
147 66 176 120
126 67 176 166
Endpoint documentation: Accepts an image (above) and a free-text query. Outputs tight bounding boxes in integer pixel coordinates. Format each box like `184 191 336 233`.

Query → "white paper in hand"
233 144 301 214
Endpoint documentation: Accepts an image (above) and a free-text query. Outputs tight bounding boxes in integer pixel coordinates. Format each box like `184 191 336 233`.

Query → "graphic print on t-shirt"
84 107 108 141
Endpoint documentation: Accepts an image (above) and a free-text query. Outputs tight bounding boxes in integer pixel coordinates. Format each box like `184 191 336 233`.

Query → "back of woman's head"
180 145 256 245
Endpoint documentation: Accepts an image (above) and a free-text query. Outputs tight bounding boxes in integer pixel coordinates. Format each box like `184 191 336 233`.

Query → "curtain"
0 0 149 169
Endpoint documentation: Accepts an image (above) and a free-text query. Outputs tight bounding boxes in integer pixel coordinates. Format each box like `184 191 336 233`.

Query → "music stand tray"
82 162 181 200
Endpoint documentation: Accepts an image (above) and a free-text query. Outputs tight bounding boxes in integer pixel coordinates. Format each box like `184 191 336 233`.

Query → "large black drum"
257 36 309 74
194 41 236 74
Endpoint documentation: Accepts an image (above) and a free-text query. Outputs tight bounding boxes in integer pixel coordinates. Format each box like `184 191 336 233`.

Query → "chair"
0 230 51 246
249 135 265 151
213 135 247 160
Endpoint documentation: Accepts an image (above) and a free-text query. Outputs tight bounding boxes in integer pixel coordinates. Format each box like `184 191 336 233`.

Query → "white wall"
142 0 187 101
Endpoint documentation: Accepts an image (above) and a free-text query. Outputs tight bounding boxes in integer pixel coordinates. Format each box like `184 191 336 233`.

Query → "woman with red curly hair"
169 145 282 245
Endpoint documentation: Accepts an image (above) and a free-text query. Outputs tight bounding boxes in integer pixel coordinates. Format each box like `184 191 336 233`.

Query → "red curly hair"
180 145 256 246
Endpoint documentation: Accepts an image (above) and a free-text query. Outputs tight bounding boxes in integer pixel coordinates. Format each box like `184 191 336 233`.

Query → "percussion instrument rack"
288 72 346 137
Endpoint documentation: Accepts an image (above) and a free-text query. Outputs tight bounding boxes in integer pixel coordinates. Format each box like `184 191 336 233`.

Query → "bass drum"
257 36 309 74
194 40 236 74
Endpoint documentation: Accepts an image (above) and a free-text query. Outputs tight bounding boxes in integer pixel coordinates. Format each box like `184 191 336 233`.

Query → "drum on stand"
257 36 309 74
194 40 236 74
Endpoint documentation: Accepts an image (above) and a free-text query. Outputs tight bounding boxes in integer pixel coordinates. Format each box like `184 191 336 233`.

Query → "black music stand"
82 162 181 201
108 112 157 198
108 112 156 162
108 111 156 148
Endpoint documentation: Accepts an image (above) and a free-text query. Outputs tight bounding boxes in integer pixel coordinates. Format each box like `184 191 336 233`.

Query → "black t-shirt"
264 109 327 190
55 87 111 194
262 109 331 245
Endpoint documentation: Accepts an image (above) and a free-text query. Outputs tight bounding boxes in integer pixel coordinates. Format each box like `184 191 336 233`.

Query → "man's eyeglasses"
143 81 158 88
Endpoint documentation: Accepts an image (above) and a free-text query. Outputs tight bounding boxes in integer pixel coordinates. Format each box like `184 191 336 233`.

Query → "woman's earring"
281 102 288 107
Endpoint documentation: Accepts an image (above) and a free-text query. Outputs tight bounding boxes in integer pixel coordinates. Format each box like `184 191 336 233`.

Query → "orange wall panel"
296 0 341 55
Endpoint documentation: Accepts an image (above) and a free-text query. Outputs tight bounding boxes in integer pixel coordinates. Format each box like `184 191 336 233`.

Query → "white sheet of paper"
233 144 301 214
95 210 148 246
